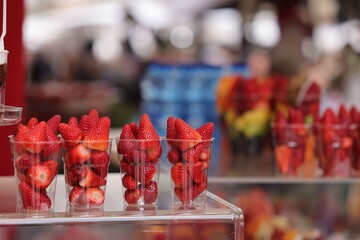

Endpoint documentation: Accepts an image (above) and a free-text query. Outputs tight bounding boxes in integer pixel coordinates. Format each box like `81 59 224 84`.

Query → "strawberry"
69 186 84 203
43 125 61 157
124 189 141 204
349 105 359 124
88 109 99 122
58 123 83 146
127 164 156 185
65 165 90 186
90 151 110 178
26 164 53 189
199 148 211 163
120 161 130 173
137 114 160 150
143 181 158 204
275 145 291 174
77 187 104 206
27 117 39 130
14 123 29 140
15 152 40 174
175 118 201 151
79 115 91 134
129 122 139 137
182 143 202 163
339 104 351 125
170 163 190 189
146 145 162 163
41 160 59 180
79 170 106 187
83 117 111 151
68 117 79 128
46 114 61 134
123 150 150 164
192 182 207 199
117 124 137 154
65 144 91 166
196 122 214 140
174 182 207 203
16 171 27 182
167 147 182 164
122 174 138 190
187 162 207 184
166 116 177 147
22 121 47 153
19 182 51 210
321 109 337 125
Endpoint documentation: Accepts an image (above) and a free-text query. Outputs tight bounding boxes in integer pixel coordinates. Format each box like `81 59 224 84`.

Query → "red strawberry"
275 145 291 174
15 152 40 174
122 174 138 190
129 122 139 137
17 171 27 182
120 161 130 173
170 163 190 189
27 117 39 130
88 109 99 122
187 162 207 184
349 105 359 124
275 111 287 125
127 164 156 185
143 181 158 204
19 182 51 210
46 114 61 134
41 160 59 179
182 143 202 163
175 182 207 203
90 151 110 178
65 144 91 166
123 150 150 164
192 182 207 199
26 164 53 189
65 165 90 186
339 104 351 125
22 121 47 153
166 116 177 147
69 186 84 203
79 115 91 134
288 108 303 124
79 170 106 187
58 123 83 146
167 147 182 164
175 118 201 151
68 117 79 128
83 117 111 151
137 114 160 150
199 148 212 163
14 123 29 140
117 124 136 154
146 145 162 163
77 187 104 206
124 189 141 204
43 125 61 157
196 122 214 140
322 109 338 125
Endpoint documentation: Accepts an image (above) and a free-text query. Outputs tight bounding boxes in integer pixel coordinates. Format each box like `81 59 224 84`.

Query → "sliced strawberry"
167 147 182 164
19 182 51 210
123 150 150 164
127 164 156 185
275 145 291 174
27 117 39 130
65 165 90 187
124 189 141 204
77 187 104 206
46 114 61 134
90 151 110 177
170 163 190 189
79 170 106 187
58 123 83 146
68 117 79 128
22 121 47 153
15 152 40 174
122 173 138 190
26 164 53 189
41 160 59 180
83 117 111 151
199 148 212 163
196 122 214 140
182 143 202 163
175 118 201 151
43 125 61 157
65 144 91 166
137 114 160 150
129 122 139 137
69 186 84 203
187 162 207 184
117 124 136 154
146 145 162 163
143 181 158 204
166 116 177 147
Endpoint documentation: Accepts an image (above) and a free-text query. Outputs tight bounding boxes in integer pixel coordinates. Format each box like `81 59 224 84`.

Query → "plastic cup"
166 138 214 210
116 138 162 206
9 135 62 215
62 139 112 211
271 123 319 177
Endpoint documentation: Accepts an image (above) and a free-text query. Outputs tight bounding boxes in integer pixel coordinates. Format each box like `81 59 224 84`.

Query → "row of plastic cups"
9 137 214 214
271 122 359 178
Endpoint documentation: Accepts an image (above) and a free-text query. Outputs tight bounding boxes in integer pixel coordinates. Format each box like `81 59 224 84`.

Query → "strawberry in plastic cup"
10 115 62 214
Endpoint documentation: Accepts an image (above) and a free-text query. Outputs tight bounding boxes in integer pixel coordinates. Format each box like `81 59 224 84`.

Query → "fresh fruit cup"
316 124 353 178
166 138 214 209
116 138 162 206
9 136 62 215
62 139 112 210
271 123 319 177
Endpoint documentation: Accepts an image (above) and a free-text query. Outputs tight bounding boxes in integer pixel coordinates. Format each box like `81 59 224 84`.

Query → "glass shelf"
0 105 22 126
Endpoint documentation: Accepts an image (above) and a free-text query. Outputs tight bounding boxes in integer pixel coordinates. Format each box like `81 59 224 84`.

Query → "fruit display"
59 109 111 209
272 108 318 177
10 115 62 212
166 116 214 208
349 106 360 176
116 114 162 205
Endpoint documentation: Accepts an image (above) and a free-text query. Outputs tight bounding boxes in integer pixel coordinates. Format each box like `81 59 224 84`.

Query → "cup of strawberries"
9 115 62 214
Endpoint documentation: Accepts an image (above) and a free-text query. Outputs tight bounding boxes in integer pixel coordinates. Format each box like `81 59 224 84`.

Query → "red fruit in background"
68 117 79 128
117 124 137 154
275 145 291 174
123 150 149 164
196 122 214 140
58 123 83 145
79 170 106 188
66 165 90 186
23 121 47 153
349 105 359 124
167 147 182 164
90 151 110 178
182 143 202 163
175 118 201 151
127 164 156 185
26 165 53 189
19 182 51 210
69 186 84 203
321 109 338 125
15 152 40 174
66 144 91 166
125 189 141 204
146 145 162 163
339 104 351 125
83 117 111 151
129 122 139 137
143 181 158 204
166 116 177 147
46 114 61 134
170 163 190 189
137 114 160 150
27 117 39 130
77 187 104 206
43 125 61 157
122 174 138 190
